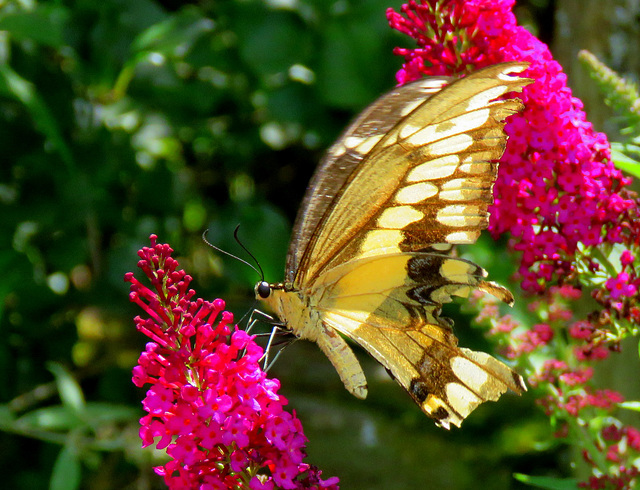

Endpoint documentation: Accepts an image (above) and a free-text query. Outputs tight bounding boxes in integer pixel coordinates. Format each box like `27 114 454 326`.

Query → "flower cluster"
592 246 640 330
471 287 634 487
387 0 636 294
126 235 338 489
387 1 640 486
579 423 640 489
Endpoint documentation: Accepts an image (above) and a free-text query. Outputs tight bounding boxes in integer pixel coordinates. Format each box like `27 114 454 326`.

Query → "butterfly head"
254 281 272 299
254 281 289 301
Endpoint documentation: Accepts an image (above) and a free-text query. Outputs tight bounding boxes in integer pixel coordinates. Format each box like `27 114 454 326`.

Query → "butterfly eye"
255 281 271 299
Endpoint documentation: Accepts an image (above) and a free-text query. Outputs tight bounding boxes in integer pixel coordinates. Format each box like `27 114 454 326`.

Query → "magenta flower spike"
387 0 637 294
126 235 339 489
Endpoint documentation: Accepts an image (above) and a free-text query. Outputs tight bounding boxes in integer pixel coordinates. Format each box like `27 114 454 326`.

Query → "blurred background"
1 0 638 488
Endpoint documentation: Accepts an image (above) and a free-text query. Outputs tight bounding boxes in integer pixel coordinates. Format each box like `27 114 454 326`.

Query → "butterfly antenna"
202 229 263 280
233 225 265 282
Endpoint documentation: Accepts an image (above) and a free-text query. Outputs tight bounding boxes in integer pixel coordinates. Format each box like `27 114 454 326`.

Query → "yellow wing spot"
344 136 365 149
428 133 474 156
356 134 384 154
378 206 423 229
360 229 403 256
406 108 490 147
440 178 485 201
440 189 474 202
406 127 435 147
445 230 481 243
436 205 483 227
462 151 496 164
329 144 347 158
458 162 492 175
440 259 476 282
329 255 409 299
450 357 491 391
395 182 439 204
445 382 482 417
400 99 424 117
497 64 527 80
431 284 472 303
399 123 423 140
422 394 447 415
466 85 508 111
431 243 453 251
422 394 462 428
407 154 459 182
416 79 449 91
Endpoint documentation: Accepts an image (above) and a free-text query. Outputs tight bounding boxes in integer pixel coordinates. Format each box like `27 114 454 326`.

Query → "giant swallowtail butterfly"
255 63 531 428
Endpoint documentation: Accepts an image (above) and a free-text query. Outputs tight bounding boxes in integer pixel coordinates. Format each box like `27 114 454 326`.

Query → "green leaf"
47 363 86 415
513 473 579 490
16 405 82 432
619 401 640 412
611 146 640 178
0 4 69 47
15 402 137 432
50 445 81 490
83 402 139 424
0 65 73 169
131 6 214 56
0 404 16 428
615 142 640 158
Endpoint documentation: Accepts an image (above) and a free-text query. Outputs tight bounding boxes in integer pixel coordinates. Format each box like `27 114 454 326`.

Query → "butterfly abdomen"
263 288 369 399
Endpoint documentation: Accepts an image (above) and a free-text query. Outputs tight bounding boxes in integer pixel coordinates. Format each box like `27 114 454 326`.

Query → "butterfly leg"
244 308 294 371
261 326 297 372
246 308 278 334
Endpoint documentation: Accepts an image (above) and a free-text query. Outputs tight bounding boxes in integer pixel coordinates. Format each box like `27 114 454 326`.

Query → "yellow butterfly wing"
259 62 531 428
314 253 524 429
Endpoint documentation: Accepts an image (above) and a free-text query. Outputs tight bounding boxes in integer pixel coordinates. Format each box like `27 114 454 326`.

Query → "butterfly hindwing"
313 252 522 428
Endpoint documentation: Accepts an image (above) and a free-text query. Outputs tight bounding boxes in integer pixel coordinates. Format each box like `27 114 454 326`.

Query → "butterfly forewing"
293 64 529 286
285 76 452 284
261 62 532 428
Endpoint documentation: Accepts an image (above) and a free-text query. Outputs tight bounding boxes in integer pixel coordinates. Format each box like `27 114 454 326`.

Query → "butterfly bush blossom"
388 0 640 487
125 235 338 489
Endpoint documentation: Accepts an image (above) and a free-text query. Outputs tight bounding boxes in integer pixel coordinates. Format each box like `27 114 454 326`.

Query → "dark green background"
0 1 562 488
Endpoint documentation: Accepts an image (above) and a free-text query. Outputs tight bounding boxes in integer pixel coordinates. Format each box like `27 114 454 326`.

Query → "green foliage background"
1 0 558 488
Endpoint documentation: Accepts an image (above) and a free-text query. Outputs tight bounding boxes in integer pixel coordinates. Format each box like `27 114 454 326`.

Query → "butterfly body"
261 280 369 400
256 63 532 428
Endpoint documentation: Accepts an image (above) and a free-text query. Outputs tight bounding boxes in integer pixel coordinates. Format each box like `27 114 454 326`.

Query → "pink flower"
574 344 610 361
559 367 594 386
125 235 339 489
568 320 594 340
602 425 623 442
626 427 640 451
620 250 635 267
605 272 638 299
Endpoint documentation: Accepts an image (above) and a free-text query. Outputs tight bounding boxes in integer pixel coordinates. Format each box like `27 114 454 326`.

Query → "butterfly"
255 62 532 428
